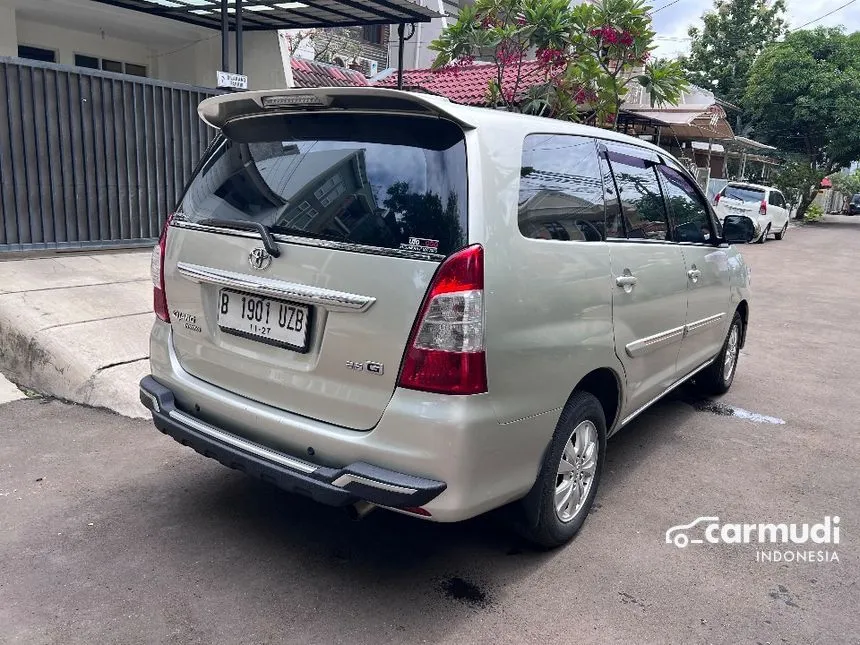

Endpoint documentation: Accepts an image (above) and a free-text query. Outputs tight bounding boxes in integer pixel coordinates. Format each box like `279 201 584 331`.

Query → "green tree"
744 27 860 218
773 160 824 215
829 169 860 197
828 168 860 212
429 0 688 128
682 0 787 118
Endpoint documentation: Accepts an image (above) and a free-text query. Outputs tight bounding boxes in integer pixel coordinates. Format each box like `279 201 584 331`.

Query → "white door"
601 144 689 416
657 163 733 376
768 190 790 233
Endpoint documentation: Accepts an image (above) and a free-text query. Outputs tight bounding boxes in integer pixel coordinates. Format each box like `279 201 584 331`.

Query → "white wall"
15 18 154 70
0 5 16 57
155 31 287 90
3 0 311 91
388 0 466 70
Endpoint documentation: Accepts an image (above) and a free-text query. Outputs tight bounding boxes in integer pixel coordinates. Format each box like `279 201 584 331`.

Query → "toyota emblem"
248 247 272 271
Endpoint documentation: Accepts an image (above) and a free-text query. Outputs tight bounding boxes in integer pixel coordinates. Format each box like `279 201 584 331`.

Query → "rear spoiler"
198 87 477 130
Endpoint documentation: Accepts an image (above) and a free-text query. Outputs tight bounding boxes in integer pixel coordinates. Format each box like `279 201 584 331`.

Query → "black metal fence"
0 57 218 253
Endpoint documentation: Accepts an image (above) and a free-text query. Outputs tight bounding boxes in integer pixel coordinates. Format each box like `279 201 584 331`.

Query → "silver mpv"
141 88 754 548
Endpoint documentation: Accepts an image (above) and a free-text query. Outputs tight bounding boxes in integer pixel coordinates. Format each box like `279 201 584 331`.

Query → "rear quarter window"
179 113 468 257
518 134 606 242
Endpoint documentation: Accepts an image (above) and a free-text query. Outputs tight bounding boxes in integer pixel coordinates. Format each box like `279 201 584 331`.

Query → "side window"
658 165 714 244
768 192 779 207
606 148 670 241
519 134 606 242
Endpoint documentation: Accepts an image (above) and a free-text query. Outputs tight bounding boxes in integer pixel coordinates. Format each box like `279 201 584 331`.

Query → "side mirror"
722 215 757 244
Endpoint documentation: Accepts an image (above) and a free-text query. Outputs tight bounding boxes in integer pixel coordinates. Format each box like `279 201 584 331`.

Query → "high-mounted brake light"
151 214 173 323
262 94 328 109
397 245 487 395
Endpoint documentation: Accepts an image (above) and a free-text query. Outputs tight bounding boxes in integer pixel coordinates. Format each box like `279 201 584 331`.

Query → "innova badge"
248 247 272 271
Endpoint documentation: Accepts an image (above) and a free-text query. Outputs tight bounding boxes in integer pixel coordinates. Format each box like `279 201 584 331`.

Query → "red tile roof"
290 58 368 88
375 60 548 106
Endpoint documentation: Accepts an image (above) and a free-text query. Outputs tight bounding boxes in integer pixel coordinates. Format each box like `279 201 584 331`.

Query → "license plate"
218 289 311 352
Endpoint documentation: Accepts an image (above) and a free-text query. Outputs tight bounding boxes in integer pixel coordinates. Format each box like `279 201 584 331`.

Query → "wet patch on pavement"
439 576 490 608
686 398 786 425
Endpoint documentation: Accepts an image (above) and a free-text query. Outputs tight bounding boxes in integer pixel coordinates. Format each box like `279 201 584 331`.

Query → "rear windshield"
723 185 765 203
179 113 468 257
852 194 860 204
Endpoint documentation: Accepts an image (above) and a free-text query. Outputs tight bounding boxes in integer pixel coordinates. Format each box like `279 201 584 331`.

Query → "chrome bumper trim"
176 262 376 313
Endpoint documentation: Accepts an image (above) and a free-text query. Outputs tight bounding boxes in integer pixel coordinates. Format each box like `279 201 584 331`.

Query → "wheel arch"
515 367 622 531
572 367 623 435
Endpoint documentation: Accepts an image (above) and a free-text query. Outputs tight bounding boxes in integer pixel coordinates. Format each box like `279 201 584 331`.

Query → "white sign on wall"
216 70 249 90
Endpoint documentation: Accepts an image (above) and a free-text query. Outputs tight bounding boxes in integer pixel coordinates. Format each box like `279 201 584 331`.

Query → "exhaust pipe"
346 500 377 521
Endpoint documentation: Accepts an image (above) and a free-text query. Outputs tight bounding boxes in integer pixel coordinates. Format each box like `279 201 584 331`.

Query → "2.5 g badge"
346 360 384 375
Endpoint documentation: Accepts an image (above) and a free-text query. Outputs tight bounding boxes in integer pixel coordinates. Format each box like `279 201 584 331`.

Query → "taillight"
397 244 487 395
151 214 173 322
714 193 721 206
759 200 767 216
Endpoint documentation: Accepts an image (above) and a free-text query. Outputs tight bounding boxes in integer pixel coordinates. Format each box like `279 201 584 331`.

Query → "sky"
649 0 860 58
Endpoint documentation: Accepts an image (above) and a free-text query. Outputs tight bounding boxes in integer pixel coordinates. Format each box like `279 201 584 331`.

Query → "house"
375 59 547 104
0 0 433 91
0 0 437 253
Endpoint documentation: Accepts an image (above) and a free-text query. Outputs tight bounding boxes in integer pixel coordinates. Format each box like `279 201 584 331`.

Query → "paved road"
1 218 858 644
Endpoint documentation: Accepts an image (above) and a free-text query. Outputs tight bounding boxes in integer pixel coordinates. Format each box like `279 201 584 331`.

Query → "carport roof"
89 0 440 30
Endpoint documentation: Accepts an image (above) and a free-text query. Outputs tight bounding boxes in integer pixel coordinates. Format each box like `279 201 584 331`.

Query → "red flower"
498 47 522 65
602 25 619 44
620 30 634 47
536 47 567 69
516 15 527 26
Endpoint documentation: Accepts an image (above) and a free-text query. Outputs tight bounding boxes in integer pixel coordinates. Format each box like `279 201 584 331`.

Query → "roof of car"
198 87 670 158
726 181 775 192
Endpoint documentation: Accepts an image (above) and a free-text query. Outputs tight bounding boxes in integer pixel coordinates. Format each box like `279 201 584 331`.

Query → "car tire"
774 222 787 240
757 224 770 243
695 311 743 396
513 391 607 549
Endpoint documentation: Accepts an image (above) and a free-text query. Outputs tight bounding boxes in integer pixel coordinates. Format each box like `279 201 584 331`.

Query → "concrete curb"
0 253 153 418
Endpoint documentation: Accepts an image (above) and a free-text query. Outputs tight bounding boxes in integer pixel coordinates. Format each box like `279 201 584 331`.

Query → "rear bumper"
140 376 446 510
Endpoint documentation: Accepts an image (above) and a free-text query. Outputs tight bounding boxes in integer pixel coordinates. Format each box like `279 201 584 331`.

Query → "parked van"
714 182 790 242
140 88 754 548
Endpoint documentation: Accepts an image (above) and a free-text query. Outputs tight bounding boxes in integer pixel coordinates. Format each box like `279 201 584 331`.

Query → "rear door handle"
615 275 638 293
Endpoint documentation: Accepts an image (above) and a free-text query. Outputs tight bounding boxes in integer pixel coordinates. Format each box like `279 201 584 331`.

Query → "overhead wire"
789 0 858 31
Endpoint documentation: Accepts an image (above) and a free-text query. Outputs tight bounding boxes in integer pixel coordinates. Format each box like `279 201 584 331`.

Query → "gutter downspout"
414 22 422 69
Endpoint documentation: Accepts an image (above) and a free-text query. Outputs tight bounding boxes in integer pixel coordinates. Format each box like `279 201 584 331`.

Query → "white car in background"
714 182 790 243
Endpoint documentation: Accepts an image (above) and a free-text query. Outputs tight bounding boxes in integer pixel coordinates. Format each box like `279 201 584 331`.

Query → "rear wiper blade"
198 218 281 258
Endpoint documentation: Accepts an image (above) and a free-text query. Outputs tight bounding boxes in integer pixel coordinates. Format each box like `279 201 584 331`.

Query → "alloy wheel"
554 420 598 522
723 324 740 383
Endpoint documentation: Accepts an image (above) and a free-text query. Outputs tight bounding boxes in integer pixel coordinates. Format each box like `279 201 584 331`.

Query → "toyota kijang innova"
140 88 754 548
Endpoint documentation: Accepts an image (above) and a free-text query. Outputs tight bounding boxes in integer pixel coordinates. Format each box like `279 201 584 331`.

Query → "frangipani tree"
429 0 689 128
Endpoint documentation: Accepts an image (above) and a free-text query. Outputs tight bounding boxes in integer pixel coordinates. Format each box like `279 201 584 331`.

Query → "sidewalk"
0 251 152 418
